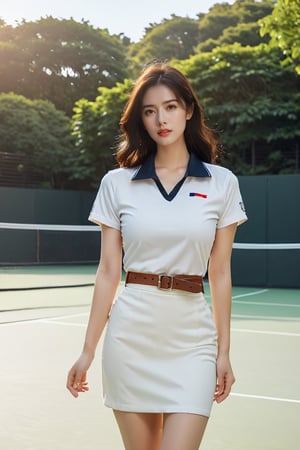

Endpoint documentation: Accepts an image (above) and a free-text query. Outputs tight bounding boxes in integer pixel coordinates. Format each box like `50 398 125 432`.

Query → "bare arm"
208 222 237 403
66 224 122 397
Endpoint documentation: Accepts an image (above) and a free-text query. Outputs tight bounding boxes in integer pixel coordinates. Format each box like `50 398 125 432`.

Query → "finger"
215 374 235 403
78 384 89 393
76 380 89 392
72 373 89 395
215 388 230 403
66 381 78 397
73 370 84 388
214 378 225 399
66 369 74 390
66 369 82 398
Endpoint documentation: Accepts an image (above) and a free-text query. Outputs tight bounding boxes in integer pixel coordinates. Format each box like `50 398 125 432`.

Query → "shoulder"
203 163 240 195
203 162 237 181
100 167 136 187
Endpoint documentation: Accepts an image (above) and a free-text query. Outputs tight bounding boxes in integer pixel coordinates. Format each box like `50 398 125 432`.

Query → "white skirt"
102 283 217 417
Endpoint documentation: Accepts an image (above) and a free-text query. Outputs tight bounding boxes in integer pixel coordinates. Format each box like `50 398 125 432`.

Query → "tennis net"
0 222 100 265
0 222 299 288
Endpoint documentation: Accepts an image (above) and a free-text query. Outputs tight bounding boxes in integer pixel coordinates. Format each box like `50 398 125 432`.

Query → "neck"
155 146 190 170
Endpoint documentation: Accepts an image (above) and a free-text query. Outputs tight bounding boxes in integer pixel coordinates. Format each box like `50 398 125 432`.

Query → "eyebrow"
142 98 178 109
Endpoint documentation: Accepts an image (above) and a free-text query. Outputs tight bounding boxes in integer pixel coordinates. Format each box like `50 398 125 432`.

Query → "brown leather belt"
125 271 204 293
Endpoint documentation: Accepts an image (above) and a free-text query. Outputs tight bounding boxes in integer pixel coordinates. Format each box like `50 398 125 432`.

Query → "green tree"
175 43 300 174
197 22 269 52
128 16 199 70
197 0 274 46
70 79 132 188
0 17 129 115
259 0 300 74
0 93 74 187
197 2 238 42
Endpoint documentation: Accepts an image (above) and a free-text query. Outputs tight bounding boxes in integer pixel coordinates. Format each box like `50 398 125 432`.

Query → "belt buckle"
158 274 173 290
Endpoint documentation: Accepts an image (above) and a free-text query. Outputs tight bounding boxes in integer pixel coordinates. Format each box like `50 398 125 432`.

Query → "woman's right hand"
66 351 94 398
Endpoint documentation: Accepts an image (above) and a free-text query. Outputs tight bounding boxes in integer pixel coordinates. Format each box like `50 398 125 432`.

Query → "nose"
157 110 166 126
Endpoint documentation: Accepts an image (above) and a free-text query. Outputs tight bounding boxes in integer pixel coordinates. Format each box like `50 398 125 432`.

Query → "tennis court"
1 265 299 450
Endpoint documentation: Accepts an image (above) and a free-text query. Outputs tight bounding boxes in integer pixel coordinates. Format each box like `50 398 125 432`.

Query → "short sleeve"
217 172 248 229
88 172 120 230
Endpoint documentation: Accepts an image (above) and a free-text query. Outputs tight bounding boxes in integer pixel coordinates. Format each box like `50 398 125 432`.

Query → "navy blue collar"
131 152 211 181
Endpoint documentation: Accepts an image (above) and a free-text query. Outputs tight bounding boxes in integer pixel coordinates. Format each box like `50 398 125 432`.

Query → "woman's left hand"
214 353 235 403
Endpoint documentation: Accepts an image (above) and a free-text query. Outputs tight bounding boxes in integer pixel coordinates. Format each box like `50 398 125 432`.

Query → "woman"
67 63 247 450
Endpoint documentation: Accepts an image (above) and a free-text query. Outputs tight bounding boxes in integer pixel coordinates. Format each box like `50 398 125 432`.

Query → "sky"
1 0 235 42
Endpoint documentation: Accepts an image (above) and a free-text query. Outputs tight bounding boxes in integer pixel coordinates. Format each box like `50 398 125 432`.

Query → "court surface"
0 265 299 450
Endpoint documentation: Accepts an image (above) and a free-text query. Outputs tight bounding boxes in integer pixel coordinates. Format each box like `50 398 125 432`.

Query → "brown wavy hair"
116 63 219 167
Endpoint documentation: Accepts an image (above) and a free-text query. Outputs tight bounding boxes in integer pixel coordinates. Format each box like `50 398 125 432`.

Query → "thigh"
113 410 163 450
160 413 209 450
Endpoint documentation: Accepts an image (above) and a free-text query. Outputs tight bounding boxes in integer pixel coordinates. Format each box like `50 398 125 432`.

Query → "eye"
166 103 177 111
143 108 155 116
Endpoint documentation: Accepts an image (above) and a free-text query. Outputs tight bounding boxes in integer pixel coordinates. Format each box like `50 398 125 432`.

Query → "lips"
158 128 171 137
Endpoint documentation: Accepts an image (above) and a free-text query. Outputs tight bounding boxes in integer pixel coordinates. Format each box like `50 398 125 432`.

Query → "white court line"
230 289 300 320
232 328 300 337
41 319 86 327
2 313 299 405
42 312 89 321
208 288 300 308
0 312 88 327
231 289 300 309
40 321 300 335
3 317 299 336
233 300 300 308
206 289 268 301
230 392 300 404
232 289 269 299
232 313 299 321
42 319 300 335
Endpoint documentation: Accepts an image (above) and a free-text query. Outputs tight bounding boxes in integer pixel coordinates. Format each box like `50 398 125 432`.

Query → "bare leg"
160 413 209 450
113 410 163 450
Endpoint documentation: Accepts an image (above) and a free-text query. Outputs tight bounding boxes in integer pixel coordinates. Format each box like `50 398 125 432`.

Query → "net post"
36 229 40 263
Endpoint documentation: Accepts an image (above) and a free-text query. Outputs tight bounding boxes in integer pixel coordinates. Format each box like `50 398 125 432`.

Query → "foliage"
197 22 268 52
175 43 300 173
70 79 132 187
196 0 274 51
128 16 199 71
0 92 74 187
0 17 129 115
198 2 239 42
259 0 300 74
0 0 300 188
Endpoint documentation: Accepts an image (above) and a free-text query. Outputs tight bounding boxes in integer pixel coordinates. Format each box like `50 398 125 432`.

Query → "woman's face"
141 84 192 149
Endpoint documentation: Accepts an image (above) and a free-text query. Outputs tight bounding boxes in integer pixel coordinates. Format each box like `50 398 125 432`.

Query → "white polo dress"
89 152 247 416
